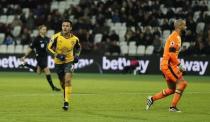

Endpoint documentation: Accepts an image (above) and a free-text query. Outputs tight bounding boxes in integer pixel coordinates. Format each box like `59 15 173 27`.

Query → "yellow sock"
64 86 72 102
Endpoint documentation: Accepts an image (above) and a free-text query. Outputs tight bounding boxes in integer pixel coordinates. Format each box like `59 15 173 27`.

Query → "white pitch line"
0 91 210 97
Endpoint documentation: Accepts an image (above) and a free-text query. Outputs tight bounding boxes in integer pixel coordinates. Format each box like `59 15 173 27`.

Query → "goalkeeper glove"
56 54 66 61
73 56 79 64
178 64 186 72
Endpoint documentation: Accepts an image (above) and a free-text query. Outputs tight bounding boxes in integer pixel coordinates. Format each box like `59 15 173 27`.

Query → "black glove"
73 56 79 63
56 54 66 61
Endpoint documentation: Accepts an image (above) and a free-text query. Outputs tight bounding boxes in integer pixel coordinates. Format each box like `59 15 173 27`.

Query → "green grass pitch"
0 72 210 122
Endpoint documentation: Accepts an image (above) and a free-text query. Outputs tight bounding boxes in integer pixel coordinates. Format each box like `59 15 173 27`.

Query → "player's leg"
146 70 176 110
152 80 176 101
168 66 187 112
62 63 74 111
36 66 41 74
36 58 46 74
63 72 72 110
39 57 60 91
20 60 37 72
57 72 66 108
55 64 67 110
146 88 175 110
43 67 61 91
170 78 188 112
38 57 56 90
58 73 65 89
55 64 65 89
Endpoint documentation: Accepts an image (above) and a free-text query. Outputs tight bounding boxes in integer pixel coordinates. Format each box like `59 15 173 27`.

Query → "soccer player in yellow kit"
47 20 81 111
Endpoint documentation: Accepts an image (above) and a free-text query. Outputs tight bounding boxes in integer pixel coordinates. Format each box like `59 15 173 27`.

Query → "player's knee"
168 88 175 94
65 80 71 86
177 80 187 90
180 80 188 89
164 88 174 95
65 76 71 82
44 68 50 74
183 80 188 87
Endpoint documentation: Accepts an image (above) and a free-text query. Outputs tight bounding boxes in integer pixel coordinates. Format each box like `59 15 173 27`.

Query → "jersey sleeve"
47 35 58 56
29 38 36 49
168 37 180 65
74 38 81 56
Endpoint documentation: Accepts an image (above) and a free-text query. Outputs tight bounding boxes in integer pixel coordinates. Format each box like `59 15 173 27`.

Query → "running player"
146 19 188 112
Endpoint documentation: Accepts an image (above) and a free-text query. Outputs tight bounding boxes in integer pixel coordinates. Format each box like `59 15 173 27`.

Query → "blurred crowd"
0 0 210 56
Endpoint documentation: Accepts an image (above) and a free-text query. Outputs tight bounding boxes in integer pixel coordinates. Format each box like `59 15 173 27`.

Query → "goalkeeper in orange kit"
146 19 188 112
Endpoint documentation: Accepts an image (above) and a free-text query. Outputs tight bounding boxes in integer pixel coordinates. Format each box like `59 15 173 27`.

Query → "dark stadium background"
0 1 210 122
0 0 209 75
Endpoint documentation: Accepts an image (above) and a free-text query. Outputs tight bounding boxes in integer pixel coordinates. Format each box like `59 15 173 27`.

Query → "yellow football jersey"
47 32 80 64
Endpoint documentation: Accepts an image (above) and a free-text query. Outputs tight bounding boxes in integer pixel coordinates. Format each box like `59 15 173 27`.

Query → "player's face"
62 22 72 34
40 26 47 35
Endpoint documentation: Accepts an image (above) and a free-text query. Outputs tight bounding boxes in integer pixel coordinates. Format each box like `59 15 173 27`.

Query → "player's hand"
178 64 186 72
73 56 79 64
56 54 66 61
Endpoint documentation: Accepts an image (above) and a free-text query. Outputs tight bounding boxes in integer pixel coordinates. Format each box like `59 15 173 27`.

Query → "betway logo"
48 56 94 69
74 59 94 69
180 59 208 75
102 56 149 73
0 56 94 69
160 58 209 75
0 56 37 68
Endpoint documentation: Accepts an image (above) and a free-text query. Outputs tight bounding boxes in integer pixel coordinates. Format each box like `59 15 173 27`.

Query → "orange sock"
171 90 182 107
171 80 187 107
152 88 174 101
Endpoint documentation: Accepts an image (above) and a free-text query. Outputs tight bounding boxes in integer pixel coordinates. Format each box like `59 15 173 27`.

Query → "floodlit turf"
0 72 210 122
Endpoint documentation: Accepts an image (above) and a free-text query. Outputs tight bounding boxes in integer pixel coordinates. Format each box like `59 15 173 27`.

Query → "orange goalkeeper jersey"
161 31 181 69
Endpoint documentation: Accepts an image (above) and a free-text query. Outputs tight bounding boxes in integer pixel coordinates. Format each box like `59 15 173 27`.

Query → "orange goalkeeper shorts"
161 65 183 83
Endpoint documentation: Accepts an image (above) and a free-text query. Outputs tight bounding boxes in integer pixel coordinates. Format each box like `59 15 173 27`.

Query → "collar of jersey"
61 32 73 39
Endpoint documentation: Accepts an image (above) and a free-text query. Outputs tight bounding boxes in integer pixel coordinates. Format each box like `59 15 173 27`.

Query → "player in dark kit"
20 25 60 91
